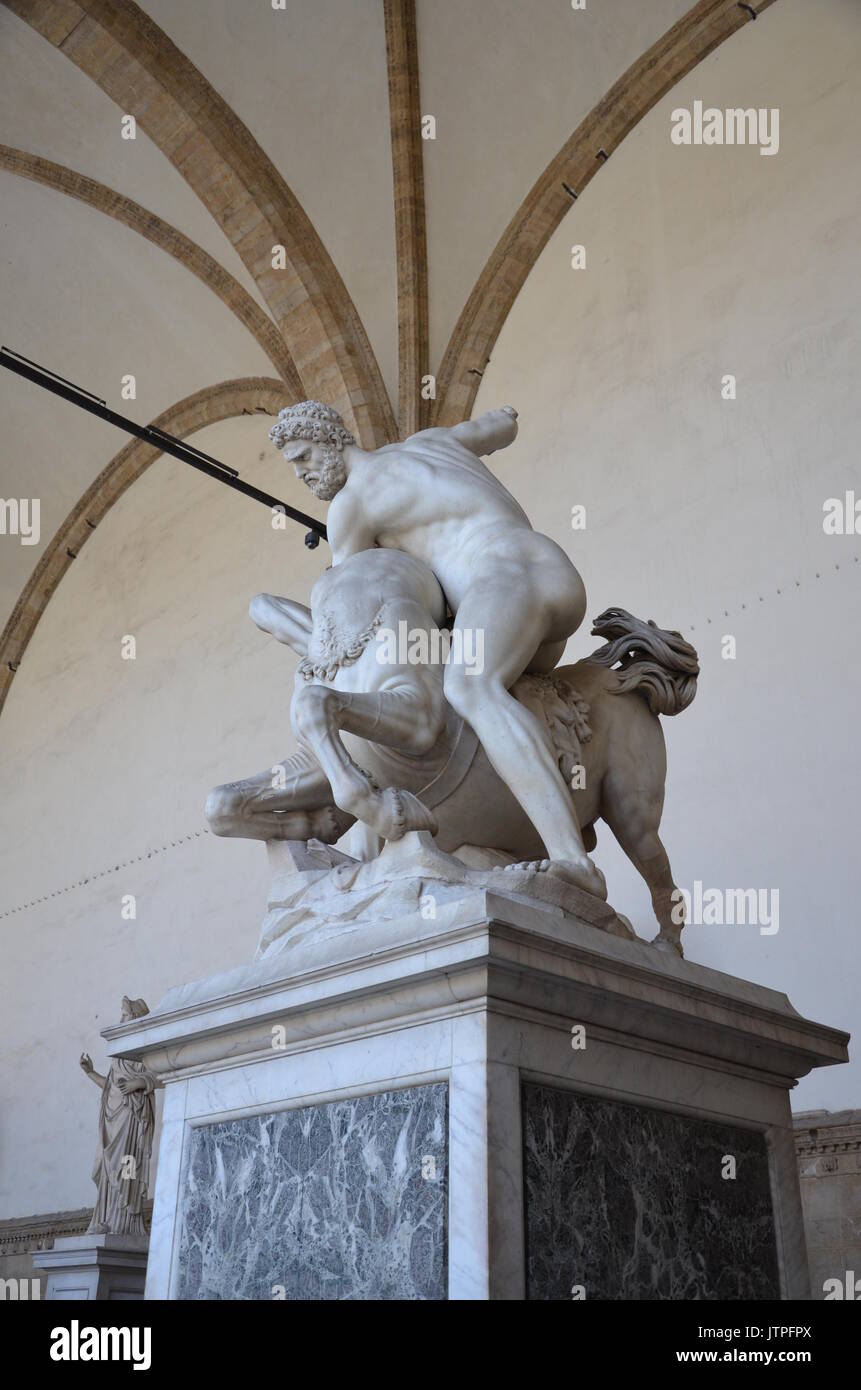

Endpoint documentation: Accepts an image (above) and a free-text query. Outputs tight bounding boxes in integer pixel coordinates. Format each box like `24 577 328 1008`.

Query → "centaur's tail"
587 608 699 716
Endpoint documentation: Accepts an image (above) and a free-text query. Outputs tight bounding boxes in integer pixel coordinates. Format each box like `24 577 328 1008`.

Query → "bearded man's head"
268 401 356 501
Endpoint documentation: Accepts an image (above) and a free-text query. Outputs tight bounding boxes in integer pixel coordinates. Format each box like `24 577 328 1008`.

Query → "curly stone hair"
268 400 356 453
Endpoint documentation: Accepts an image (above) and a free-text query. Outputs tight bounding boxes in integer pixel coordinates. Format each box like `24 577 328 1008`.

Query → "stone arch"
432 0 778 426
7 0 396 446
0 145 303 395
0 376 293 716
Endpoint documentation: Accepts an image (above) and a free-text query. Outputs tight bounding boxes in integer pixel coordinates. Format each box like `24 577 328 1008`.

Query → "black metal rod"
146 425 239 478
0 347 327 546
0 346 108 405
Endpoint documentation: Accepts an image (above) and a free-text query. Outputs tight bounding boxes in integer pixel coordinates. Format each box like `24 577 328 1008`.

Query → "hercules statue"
265 400 606 899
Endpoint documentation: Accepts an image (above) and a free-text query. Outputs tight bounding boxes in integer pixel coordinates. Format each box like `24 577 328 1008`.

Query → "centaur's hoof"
375 787 438 841
651 932 684 958
504 855 608 901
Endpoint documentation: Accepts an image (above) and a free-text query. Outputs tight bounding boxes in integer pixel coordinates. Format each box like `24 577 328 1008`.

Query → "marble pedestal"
32 1235 148 1300
106 890 849 1300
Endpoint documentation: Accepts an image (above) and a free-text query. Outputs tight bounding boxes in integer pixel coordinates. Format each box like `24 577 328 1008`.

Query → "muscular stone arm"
249 594 312 656
451 406 518 457
327 508 380 566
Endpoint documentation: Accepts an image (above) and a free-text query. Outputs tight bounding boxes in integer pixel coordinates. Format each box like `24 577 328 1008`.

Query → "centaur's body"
206 548 698 953
271 401 606 897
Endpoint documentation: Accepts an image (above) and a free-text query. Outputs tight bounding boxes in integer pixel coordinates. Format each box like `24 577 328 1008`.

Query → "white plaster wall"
475 0 861 1110
0 414 320 1216
0 0 859 1221
418 0 692 367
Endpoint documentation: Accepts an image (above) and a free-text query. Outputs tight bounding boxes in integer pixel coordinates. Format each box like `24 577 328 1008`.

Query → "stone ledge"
105 889 849 1088
0 1203 153 1256
33 1234 149 1273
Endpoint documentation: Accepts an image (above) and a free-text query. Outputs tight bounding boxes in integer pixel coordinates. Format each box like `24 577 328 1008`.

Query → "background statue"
206 548 698 952
79 996 155 1236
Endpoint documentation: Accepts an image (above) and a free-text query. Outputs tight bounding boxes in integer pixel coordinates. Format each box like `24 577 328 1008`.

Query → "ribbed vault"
4 0 396 446
0 377 291 716
0 145 303 394
0 0 781 713
432 0 778 426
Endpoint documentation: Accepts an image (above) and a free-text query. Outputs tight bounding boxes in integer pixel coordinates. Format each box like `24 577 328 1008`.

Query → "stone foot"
504 855 608 900
651 931 684 958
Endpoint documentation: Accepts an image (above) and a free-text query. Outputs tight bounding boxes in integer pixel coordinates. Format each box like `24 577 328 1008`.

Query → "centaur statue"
206 400 698 954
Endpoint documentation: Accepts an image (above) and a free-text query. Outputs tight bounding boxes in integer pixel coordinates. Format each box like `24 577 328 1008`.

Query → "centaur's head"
269 401 356 501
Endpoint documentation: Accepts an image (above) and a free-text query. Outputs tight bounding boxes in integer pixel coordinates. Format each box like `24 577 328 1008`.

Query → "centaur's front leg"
205 744 352 842
291 677 443 841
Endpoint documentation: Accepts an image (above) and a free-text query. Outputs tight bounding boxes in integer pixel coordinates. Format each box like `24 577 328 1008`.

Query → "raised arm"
451 405 518 457
79 1053 106 1090
249 594 312 656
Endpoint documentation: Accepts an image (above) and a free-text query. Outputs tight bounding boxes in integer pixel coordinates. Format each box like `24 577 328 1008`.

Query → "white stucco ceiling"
418 0 692 367
140 0 400 409
1 0 701 635
0 5 269 310
0 173 273 620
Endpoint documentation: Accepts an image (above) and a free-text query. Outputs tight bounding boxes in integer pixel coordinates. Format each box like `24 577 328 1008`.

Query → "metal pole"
0 347 327 548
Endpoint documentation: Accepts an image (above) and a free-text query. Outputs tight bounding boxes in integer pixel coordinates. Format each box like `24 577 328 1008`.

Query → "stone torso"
327 432 534 607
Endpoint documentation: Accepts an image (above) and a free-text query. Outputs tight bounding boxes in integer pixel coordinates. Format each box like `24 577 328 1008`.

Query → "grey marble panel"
523 1083 779 1301
177 1083 447 1300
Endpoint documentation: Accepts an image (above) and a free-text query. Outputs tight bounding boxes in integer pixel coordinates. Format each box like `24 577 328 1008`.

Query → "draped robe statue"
79 996 155 1236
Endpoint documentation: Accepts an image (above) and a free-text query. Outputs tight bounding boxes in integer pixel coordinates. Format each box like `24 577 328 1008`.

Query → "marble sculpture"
80 996 156 1235
206 403 698 954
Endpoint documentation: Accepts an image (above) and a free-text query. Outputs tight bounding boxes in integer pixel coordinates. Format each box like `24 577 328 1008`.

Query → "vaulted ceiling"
0 0 777 715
